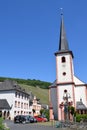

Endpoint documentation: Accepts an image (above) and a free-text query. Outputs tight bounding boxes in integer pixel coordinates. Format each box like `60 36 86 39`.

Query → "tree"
68 106 76 121
32 109 35 115
70 106 75 116
40 109 49 121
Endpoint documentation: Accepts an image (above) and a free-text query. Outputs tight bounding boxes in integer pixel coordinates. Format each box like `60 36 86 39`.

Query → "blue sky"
0 0 87 83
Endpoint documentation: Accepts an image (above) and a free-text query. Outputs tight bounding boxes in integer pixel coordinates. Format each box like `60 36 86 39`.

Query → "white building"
49 14 87 121
0 79 30 120
30 96 42 116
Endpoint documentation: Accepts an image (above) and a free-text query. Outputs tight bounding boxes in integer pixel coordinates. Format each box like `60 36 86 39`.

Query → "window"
24 103 26 109
21 102 23 109
61 57 66 63
18 102 20 108
63 72 66 76
29 112 31 114
15 92 17 97
26 103 28 109
21 111 23 115
22 94 23 99
14 111 16 115
15 101 17 108
24 95 26 99
18 93 20 98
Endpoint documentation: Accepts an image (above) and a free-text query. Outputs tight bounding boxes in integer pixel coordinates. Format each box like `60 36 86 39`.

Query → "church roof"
59 14 69 51
49 80 57 88
51 80 56 86
76 99 87 110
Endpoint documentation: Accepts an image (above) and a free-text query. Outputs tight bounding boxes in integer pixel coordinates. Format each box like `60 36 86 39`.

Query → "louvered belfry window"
61 56 66 63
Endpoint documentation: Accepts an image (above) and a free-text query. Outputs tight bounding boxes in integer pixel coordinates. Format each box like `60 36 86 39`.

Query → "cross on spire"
60 8 63 16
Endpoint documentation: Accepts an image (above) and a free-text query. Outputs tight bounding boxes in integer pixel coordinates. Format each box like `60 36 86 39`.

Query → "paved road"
4 120 58 130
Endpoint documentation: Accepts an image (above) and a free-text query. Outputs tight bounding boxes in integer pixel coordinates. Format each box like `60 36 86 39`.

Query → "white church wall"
74 76 85 84
58 85 74 104
75 86 87 106
56 54 73 83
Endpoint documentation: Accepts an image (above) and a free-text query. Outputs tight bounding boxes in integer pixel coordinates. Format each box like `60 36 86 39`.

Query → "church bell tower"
54 14 75 120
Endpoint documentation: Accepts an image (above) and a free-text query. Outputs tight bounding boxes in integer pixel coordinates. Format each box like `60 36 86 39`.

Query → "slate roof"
28 91 34 105
59 14 69 51
0 99 11 109
54 14 74 58
0 79 29 96
76 99 87 110
50 80 57 87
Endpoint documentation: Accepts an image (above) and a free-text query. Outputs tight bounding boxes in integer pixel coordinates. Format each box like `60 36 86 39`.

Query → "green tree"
68 106 76 121
40 109 49 121
32 109 35 114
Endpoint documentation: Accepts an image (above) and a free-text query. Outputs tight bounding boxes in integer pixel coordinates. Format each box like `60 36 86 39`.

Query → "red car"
34 116 47 122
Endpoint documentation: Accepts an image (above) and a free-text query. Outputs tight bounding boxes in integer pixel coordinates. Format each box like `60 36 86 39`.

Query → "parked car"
34 115 47 122
14 115 30 124
40 115 48 122
26 115 37 123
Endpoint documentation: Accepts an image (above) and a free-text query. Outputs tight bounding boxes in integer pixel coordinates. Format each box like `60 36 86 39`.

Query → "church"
49 14 87 121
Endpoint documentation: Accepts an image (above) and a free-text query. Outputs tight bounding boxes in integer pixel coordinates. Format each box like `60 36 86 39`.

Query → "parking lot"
4 120 57 130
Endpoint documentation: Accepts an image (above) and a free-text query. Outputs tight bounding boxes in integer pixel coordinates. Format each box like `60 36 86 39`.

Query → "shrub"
0 118 10 130
76 114 87 122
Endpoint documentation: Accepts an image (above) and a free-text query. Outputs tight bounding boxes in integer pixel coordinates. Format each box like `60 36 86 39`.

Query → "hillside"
0 77 51 105
19 84 49 105
0 77 51 89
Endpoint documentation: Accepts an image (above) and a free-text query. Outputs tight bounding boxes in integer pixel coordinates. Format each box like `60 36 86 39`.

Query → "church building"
49 14 87 121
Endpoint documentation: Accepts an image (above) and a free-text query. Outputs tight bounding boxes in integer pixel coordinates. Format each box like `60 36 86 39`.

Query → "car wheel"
22 121 26 124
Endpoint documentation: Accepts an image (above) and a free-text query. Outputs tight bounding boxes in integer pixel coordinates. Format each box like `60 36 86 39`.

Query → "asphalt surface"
4 120 58 130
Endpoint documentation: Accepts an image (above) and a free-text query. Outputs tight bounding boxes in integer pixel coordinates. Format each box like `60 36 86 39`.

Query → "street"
4 120 58 130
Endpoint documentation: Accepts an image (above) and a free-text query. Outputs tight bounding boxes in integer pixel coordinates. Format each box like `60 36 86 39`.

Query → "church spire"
59 13 69 51
55 12 73 58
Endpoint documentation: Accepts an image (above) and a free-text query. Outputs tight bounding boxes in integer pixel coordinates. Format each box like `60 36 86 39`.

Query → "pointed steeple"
55 13 74 58
59 14 69 51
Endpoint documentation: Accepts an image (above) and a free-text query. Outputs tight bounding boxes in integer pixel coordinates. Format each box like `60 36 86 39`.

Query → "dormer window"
15 92 17 97
61 56 66 63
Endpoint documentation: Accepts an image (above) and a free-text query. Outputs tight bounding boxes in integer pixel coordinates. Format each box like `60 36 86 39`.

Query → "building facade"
49 14 87 121
0 79 30 120
30 96 42 116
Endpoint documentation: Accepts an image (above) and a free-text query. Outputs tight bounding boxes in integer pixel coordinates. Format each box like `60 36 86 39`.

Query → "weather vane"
60 8 63 15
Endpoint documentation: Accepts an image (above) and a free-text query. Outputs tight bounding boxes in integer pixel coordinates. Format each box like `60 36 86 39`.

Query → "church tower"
49 13 87 121
49 14 76 121
55 14 74 84
54 14 75 120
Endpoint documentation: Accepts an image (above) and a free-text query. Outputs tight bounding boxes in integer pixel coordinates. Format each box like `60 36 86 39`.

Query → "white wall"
0 90 30 120
74 76 85 84
58 85 74 105
0 90 15 107
56 53 74 83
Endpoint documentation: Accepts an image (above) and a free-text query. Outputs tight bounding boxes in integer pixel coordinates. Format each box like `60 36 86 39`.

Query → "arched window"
61 56 66 63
